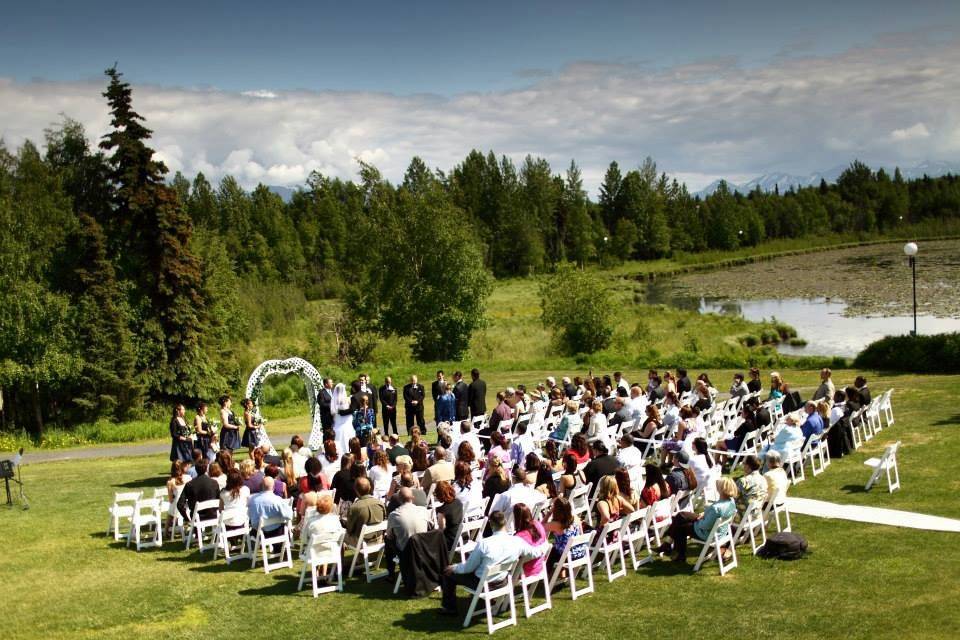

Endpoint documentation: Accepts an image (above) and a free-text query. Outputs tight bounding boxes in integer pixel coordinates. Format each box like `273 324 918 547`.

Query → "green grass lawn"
1 369 958 639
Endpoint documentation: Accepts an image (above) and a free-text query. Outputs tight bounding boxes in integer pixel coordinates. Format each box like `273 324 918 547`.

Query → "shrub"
741 334 760 347
854 333 960 373
788 338 808 347
540 263 614 355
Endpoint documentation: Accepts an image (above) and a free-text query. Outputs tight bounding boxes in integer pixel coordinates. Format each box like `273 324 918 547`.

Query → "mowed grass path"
1 370 958 639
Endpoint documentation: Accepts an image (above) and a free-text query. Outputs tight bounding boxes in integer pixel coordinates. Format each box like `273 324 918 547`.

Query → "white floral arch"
244 357 325 454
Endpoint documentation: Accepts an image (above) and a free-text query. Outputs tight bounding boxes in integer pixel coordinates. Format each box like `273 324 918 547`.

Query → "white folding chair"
126 497 163 551
251 516 293 573
589 520 626 582
568 482 593 527
784 446 805 485
547 531 593 600
865 441 901 492
512 548 552 618
732 499 767 555
345 521 389 581
648 498 673 549
880 389 895 427
212 510 253 563
619 507 653 569
690 515 737 575
107 491 141 541
184 499 221 552
450 516 487 564
762 497 791 533
298 530 345 596
461 559 518 634
801 434 829 477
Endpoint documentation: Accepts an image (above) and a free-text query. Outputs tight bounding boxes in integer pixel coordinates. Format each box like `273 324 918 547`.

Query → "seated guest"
762 451 789 505
829 391 846 426
558 453 587 498
410 444 429 473
368 450 393 500
330 454 357 504
344 477 386 546
219 470 250 527
440 511 541 615
387 455 416 499
615 467 639 509
177 458 220 522
290 435 311 478
734 455 768 515
616 434 644 472
639 463 669 508
729 373 749 398
608 395 633 430
512 422 536 461
760 415 804 464
715 406 757 459
299 493 343 583
421 446 455 498
594 474 634 529
549 400 582 444
747 367 762 394
513 503 547 577
209 462 226 490
385 487 432 578
664 451 697 495
525 453 556 498
385 434 410 465
693 380 712 411
248 476 293 537
453 461 483 512
482 457 511 500
297 456 330 515
689 438 719 501
318 439 341 478
661 392 681 430
434 481 464 552
658 477 738 562
635 404 663 439
800 401 825 445
542 496 587 571
583 440 619 489
564 433 591 466
240 458 263 495
490 465 549 531
854 376 871 406
457 422 483 462
486 431 512 470
387 472 429 514
264 464 287 499
584 399 610 445
768 372 785 402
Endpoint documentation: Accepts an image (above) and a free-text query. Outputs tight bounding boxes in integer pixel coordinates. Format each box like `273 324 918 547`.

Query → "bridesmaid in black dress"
194 401 212 458
169 404 193 462
240 397 260 455
219 395 241 453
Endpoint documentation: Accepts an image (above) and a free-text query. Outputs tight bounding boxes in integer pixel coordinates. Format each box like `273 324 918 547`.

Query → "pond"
644 239 960 358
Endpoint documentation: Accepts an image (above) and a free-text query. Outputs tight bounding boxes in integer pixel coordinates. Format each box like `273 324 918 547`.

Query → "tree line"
2 67 958 434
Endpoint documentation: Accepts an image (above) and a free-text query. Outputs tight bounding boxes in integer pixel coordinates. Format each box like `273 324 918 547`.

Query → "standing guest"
248 476 293 538
436 383 457 426
344 477 386 546
193 402 213 458
218 395 241 453
432 370 447 423
812 368 836 403
747 368 762 394
729 373 749 399
854 376 872 406
220 470 250 525
317 378 334 434
403 375 426 434
359 373 378 419
239 398 259 455
379 376 399 436
166 461 190 532
676 368 692 395
542 497 587 572
435 481 464 552
331 383 355 458
452 371 470 421
467 368 487 419
169 404 193 463
658 478 738 563
385 486 432 577
440 511 540 616
513 503 547 577
240 458 264 495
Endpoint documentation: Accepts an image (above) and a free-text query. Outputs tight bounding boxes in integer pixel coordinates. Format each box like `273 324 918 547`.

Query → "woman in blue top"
658 477 738 562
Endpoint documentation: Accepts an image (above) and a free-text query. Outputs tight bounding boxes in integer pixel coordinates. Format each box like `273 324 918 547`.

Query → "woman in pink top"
513 503 547 577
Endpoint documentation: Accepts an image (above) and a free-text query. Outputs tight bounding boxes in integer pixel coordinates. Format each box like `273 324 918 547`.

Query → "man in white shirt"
385 487 431 577
616 434 644 470
627 384 648 420
490 465 548 532
614 371 630 393
440 511 542 615
457 421 483 460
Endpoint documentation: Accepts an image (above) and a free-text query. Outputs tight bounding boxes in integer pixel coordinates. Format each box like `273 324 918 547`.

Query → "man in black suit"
317 378 334 432
403 375 426 434
431 370 446 423
676 368 692 395
177 458 220 521
467 368 487 418
359 373 378 414
562 376 577 399
380 375 399 436
452 371 469 421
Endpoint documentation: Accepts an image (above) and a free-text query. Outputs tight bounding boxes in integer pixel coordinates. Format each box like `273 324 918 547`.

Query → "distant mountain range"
267 185 297 202
693 160 960 198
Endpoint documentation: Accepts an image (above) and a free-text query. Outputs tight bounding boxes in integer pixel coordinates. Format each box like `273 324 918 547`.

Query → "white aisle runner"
786 497 960 533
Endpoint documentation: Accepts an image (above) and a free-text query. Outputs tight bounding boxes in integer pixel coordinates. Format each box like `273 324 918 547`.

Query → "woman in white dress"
330 383 355 458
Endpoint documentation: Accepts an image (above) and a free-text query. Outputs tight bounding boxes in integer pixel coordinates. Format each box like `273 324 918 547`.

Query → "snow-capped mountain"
693 161 960 198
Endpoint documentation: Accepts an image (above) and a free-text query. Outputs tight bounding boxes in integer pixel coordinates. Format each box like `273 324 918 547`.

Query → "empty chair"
461 559 519 634
107 491 142 541
450 516 487 564
568 482 593 527
801 433 829 477
880 389 895 427
619 507 653 569
251 515 293 573
126 497 163 551
865 441 901 492
212 509 253 564
298 530 345 596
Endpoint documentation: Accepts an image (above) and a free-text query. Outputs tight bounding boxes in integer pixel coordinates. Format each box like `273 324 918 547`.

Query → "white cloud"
0 35 958 195
890 122 931 141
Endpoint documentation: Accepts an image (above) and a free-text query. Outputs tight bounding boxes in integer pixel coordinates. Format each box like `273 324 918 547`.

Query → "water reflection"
645 282 960 358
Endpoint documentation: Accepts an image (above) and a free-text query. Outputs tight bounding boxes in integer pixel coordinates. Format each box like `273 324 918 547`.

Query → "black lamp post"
903 242 918 336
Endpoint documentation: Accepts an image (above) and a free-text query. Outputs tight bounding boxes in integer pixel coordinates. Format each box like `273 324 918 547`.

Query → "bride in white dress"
330 383 355 457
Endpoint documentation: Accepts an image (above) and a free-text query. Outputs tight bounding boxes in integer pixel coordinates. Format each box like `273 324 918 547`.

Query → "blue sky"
1 1 958 191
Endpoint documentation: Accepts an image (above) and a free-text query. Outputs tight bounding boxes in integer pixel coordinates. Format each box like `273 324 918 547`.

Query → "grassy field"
1 369 958 639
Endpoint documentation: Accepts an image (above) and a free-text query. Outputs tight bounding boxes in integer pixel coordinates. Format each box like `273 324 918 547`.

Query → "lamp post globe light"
903 242 918 336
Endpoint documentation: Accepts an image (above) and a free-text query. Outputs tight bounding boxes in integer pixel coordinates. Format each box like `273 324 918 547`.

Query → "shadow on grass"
931 414 960 427
391 609 465 634
238 574 300 596
636 557 701 577
112 475 167 489
840 484 868 494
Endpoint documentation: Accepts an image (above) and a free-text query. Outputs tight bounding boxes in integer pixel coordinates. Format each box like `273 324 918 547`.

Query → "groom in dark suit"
317 378 334 432
467 368 487 418
453 371 469 421
403 375 426 434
